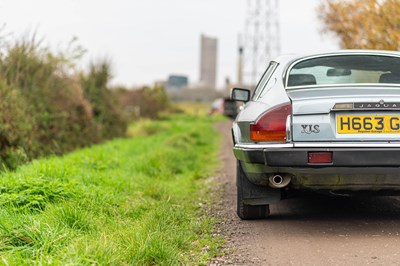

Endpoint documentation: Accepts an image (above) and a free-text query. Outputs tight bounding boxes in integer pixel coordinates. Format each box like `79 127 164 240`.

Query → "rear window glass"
286 55 400 88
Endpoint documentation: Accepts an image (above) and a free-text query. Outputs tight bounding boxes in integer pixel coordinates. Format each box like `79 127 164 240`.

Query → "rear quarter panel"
233 63 291 144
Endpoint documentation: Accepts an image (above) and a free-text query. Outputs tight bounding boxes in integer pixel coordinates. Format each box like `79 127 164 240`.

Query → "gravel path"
211 120 400 266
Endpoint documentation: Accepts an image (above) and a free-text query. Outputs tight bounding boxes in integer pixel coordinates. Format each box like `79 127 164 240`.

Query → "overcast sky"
0 0 339 88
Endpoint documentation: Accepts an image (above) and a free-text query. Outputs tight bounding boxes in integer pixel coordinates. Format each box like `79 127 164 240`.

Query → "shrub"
116 86 170 119
80 60 128 139
0 35 127 169
0 80 33 169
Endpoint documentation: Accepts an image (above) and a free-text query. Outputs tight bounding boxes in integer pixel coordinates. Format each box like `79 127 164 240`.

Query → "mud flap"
237 161 281 205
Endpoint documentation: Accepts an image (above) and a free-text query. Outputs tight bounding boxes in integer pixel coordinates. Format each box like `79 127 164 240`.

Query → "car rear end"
232 51 400 219
279 86 400 192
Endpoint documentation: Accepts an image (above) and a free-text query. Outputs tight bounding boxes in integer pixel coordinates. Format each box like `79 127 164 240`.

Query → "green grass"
173 102 212 116
0 114 222 265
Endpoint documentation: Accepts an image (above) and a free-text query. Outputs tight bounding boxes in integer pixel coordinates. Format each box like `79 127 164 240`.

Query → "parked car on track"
209 97 239 118
231 50 400 219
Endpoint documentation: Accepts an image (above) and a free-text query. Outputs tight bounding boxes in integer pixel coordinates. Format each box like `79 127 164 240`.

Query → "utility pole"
237 39 244 86
242 0 280 86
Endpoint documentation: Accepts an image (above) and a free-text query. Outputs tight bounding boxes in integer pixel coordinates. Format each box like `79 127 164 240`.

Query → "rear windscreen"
287 55 400 88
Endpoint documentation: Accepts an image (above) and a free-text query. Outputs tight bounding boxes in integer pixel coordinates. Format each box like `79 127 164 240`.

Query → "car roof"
273 50 400 65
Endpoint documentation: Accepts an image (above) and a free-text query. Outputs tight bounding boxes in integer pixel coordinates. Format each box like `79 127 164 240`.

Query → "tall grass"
0 114 222 265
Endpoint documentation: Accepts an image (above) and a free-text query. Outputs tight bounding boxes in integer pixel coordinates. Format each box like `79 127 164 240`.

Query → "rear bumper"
234 145 400 167
233 143 400 189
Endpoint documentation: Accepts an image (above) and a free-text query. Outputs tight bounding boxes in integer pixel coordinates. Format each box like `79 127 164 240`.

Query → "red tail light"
250 103 292 142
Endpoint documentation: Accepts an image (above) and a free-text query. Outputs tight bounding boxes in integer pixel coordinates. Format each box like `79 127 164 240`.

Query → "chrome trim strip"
294 112 330 115
287 83 400 90
332 108 400 111
235 143 294 149
294 142 400 148
331 102 400 111
235 142 400 149
286 115 292 142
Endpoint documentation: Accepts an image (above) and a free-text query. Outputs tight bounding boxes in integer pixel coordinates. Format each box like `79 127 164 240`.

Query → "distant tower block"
243 0 280 85
199 34 218 89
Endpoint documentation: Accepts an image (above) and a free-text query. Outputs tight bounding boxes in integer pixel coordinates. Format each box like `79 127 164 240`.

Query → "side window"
252 61 278 100
259 77 277 98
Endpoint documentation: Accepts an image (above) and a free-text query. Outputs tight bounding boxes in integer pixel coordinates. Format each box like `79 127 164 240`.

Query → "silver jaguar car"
231 50 400 219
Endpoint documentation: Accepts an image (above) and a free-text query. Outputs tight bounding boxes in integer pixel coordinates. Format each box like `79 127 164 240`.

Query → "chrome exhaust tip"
269 174 291 188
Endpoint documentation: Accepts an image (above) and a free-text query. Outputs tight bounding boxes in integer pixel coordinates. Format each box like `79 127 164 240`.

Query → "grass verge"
173 102 211 116
0 114 222 265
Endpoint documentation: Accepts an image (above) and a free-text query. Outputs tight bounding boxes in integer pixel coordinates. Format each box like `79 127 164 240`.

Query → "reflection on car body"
231 50 400 219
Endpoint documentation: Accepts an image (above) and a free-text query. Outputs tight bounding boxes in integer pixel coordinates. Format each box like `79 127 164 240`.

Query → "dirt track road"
212 121 400 266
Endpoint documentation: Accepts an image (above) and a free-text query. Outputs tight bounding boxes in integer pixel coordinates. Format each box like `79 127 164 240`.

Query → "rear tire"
236 161 270 220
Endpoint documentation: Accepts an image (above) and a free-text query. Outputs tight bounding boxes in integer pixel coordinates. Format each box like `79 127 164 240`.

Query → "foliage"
0 35 127 169
81 60 128 139
0 80 33 170
0 114 222 265
174 102 214 116
116 86 170 119
319 0 400 50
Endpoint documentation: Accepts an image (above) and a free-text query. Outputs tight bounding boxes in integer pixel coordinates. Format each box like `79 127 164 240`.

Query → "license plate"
337 115 400 134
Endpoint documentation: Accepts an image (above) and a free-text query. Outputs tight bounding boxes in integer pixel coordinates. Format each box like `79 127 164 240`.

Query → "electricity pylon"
241 0 280 86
